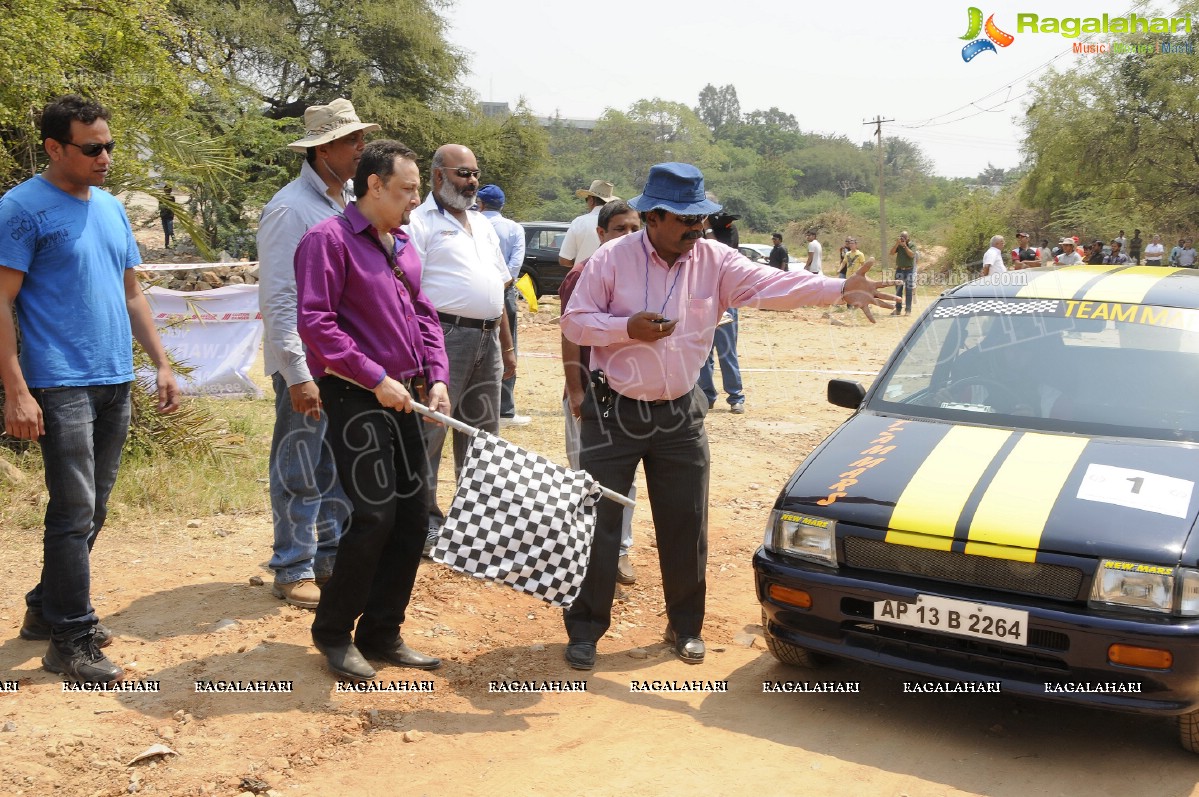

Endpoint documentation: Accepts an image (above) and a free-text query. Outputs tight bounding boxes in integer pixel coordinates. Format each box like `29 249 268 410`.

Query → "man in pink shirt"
559 162 898 669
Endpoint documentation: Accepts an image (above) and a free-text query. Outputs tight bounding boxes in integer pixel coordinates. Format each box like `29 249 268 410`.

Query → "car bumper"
753 546 1199 714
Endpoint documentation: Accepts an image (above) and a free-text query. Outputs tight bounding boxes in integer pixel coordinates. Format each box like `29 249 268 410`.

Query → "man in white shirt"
981 235 1006 276
477 184 529 426
558 179 620 267
804 229 823 275
406 144 516 551
257 99 374 609
1144 234 1166 266
1054 238 1083 265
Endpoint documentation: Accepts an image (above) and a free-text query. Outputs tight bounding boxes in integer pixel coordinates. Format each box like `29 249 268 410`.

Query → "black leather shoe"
357 638 441 671
664 627 705 664
314 641 376 681
21 610 112 648
564 641 596 670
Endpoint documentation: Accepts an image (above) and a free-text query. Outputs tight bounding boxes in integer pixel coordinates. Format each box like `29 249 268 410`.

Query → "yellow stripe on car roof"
1080 266 1185 304
1016 265 1121 299
966 433 1089 562
888 426 1011 549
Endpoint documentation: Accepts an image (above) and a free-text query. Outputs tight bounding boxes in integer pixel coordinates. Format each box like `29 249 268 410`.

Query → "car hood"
780 412 1199 565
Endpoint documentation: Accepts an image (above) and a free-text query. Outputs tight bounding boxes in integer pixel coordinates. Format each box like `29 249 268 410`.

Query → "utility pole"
864 115 894 273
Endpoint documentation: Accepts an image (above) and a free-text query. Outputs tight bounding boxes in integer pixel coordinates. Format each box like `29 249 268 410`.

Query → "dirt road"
2 302 1198 797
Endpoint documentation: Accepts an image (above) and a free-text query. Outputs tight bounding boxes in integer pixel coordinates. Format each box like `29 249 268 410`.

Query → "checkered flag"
430 431 602 608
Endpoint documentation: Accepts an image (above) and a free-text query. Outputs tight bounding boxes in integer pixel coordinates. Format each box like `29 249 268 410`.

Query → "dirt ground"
3 239 1199 796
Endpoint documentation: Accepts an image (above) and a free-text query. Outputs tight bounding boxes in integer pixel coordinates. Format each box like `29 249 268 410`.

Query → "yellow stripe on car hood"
966 433 1089 562
1080 266 1184 304
888 426 1012 550
1016 264 1120 299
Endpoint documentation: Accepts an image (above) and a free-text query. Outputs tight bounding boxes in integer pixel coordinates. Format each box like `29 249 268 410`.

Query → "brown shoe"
272 579 320 609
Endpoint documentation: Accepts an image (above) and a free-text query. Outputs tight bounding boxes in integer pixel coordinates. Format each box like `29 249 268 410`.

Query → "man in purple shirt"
559 162 898 670
295 139 450 682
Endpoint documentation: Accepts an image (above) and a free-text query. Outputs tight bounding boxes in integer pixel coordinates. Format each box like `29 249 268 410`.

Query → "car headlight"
1177 568 1199 617
1090 559 1174 614
765 510 837 567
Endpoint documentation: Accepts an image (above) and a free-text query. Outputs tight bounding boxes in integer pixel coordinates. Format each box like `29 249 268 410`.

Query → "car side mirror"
827 378 866 409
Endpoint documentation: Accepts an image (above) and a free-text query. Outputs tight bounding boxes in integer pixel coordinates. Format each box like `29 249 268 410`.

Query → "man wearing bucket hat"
257 98 378 609
559 162 899 670
1054 238 1083 265
559 179 621 267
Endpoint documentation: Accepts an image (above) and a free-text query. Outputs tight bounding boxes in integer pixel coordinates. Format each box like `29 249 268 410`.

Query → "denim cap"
476 184 505 207
628 163 722 215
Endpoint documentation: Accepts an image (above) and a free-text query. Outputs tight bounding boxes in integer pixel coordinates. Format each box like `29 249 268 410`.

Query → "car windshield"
870 297 1199 441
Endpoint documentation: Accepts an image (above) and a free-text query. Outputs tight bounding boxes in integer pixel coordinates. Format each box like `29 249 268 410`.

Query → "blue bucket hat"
476 184 506 207
628 163 722 215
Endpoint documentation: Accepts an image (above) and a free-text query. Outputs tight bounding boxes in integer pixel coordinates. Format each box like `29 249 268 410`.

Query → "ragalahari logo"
961 7 1015 61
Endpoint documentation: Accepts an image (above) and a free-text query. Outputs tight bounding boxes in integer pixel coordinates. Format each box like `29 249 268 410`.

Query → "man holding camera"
889 232 916 315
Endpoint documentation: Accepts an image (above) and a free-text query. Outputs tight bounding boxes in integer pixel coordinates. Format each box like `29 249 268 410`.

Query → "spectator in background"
1113 230 1127 250
1054 238 1083 265
1040 239 1053 266
699 212 746 413
1129 229 1143 264
559 199 641 585
1104 239 1130 265
768 232 789 270
804 229 823 275
559 179 620 268
158 184 175 248
477 184 529 426
1010 232 1039 269
1169 238 1186 266
981 235 1006 276
839 237 864 278
1144 234 1165 266
1086 240 1106 265
1179 239 1197 268
889 231 916 315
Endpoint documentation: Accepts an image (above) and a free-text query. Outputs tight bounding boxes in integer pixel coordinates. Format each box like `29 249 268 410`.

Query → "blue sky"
446 0 1179 178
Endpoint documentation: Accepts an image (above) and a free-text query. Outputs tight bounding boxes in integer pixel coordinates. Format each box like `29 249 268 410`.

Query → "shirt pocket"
686 295 715 322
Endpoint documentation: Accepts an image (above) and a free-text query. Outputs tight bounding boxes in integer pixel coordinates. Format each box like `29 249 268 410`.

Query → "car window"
871 298 1199 441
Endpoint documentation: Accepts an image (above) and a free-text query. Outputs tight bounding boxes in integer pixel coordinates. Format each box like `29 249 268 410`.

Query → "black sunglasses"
673 213 707 227
438 166 480 179
59 139 116 157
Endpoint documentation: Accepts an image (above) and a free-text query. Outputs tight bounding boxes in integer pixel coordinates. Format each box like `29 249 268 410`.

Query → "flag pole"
323 369 634 509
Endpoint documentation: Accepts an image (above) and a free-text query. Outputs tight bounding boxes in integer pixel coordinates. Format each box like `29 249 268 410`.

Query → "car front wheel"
761 609 829 669
1179 710 1199 754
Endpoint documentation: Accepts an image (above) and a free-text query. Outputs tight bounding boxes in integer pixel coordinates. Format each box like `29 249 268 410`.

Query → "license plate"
874 594 1029 646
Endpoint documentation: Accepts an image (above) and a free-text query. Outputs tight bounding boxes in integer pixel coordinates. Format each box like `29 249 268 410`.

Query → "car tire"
761 609 828 669
528 274 542 299
1179 710 1199 753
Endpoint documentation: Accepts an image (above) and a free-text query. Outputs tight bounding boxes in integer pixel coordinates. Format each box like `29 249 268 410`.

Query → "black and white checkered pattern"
934 299 1060 318
430 432 601 608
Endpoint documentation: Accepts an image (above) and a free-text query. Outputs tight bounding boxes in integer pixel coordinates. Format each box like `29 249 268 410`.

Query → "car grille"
842 536 1084 601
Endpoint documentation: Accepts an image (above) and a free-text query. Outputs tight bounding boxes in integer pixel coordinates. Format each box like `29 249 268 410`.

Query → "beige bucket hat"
575 179 621 202
288 98 381 151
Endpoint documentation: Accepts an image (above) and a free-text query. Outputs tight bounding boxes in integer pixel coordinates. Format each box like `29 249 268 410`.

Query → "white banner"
145 284 264 397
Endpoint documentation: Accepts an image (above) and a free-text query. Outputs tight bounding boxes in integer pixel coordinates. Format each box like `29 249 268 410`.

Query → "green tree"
695 83 741 139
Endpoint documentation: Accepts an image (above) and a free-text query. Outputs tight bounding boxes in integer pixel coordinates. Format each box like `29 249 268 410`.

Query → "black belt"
615 390 681 407
438 313 499 331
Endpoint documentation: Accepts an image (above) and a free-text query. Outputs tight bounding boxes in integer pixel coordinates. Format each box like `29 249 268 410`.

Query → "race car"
753 264 1199 752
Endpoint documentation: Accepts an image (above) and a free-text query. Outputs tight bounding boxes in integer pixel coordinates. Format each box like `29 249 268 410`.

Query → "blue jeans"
424 322 502 527
25 383 131 638
895 269 915 312
500 285 518 417
697 308 744 406
268 372 350 583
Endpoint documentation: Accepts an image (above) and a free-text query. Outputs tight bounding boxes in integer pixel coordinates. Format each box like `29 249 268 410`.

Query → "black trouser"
564 385 709 643
311 377 428 649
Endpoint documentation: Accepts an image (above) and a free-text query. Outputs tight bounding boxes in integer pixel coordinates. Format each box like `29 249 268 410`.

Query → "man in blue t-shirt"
0 95 180 685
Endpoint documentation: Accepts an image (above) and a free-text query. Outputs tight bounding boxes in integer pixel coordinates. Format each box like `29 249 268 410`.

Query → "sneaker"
271 578 321 609
422 527 441 558
730 402 746 415
499 414 531 426
20 609 113 648
42 629 123 684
